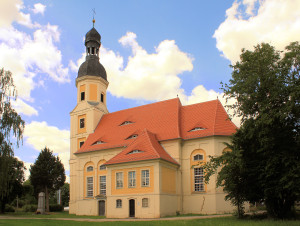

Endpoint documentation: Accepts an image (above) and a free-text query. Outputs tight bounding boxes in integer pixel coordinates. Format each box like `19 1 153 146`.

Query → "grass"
0 216 300 226
0 211 105 219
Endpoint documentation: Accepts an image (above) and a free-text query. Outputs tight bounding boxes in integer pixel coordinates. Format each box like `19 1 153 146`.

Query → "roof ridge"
106 98 179 115
212 99 219 134
182 99 218 108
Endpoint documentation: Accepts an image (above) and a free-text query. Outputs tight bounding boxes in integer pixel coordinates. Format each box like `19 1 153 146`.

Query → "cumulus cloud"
214 0 300 63
102 32 193 101
32 3 46 15
0 0 69 116
0 0 35 28
12 98 38 116
24 121 70 171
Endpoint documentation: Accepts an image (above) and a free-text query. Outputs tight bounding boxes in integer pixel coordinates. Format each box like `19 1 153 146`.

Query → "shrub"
49 204 64 212
5 204 15 212
22 204 37 212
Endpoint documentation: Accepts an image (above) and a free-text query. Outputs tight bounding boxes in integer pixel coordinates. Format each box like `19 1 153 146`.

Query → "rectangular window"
116 199 122 208
81 92 85 101
141 170 150 187
87 177 93 197
100 176 106 195
142 198 149 207
116 172 123 189
194 168 204 192
80 118 85 128
128 171 136 188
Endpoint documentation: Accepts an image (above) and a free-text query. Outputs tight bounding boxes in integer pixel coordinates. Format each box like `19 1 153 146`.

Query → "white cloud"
101 32 193 101
24 121 70 171
32 3 46 15
0 0 35 28
0 1 69 116
214 0 300 63
12 98 38 116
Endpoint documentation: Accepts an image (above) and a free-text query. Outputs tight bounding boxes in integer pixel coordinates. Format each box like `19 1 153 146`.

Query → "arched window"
128 150 143 154
101 93 104 103
142 198 149 207
99 165 106 170
87 166 93 172
116 199 122 208
126 134 138 140
194 167 204 192
193 154 203 161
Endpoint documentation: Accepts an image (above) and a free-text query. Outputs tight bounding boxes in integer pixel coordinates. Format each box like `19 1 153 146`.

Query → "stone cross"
37 192 45 214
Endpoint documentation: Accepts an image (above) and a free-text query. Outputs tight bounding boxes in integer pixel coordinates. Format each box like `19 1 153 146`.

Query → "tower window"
81 92 85 101
79 141 84 148
92 47 95 55
80 118 85 128
101 93 104 103
87 48 90 55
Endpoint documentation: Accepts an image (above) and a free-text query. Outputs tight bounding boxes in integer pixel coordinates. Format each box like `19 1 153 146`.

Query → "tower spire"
92 8 96 28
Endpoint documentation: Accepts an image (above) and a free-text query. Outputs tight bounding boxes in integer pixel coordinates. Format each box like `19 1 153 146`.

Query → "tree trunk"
45 186 49 212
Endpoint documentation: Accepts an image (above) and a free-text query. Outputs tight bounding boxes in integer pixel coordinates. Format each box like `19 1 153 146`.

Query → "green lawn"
0 217 299 226
0 211 105 219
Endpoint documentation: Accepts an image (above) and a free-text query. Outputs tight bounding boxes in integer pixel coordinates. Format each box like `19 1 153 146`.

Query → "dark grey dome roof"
85 28 101 45
78 57 107 80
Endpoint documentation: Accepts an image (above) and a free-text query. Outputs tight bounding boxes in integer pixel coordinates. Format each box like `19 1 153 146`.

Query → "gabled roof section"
76 98 237 154
180 99 237 140
105 129 179 166
76 98 181 154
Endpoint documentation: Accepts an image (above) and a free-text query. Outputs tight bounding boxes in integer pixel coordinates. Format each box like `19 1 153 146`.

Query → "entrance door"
99 200 105 216
129 199 135 217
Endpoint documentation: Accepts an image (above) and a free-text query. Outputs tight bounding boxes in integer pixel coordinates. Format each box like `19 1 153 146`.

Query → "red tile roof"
76 98 237 165
105 129 179 166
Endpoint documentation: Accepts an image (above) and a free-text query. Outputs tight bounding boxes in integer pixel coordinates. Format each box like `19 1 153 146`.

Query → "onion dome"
77 26 107 81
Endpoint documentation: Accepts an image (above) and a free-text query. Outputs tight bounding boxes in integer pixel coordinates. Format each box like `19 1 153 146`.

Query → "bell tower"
70 25 109 156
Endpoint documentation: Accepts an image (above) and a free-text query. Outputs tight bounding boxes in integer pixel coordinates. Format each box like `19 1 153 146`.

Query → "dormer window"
93 140 104 145
120 121 134 126
189 127 206 132
194 154 203 161
87 166 93 172
81 92 85 101
126 134 138 139
128 150 143 154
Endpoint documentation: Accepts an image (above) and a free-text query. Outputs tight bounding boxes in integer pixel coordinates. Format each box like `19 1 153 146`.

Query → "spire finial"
92 8 96 27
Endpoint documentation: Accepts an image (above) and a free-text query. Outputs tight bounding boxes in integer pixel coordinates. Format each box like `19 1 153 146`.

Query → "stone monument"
37 192 45 214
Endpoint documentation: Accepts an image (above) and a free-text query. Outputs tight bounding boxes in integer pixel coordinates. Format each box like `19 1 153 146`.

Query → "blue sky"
0 0 299 181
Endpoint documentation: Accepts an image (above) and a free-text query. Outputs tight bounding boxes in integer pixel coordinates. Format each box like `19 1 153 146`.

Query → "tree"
29 147 66 212
204 145 247 218
61 183 69 207
0 157 26 212
0 68 25 213
219 42 300 219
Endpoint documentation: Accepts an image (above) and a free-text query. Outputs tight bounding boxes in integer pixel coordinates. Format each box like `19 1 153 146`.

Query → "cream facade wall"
70 135 237 217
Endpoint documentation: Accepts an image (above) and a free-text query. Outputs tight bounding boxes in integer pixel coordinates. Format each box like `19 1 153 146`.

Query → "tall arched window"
190 149 206 192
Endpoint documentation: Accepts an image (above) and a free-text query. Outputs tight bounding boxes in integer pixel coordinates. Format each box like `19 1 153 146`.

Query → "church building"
69 26 237 218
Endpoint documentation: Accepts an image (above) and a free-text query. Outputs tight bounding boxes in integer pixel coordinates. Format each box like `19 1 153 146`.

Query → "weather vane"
92 8 96 27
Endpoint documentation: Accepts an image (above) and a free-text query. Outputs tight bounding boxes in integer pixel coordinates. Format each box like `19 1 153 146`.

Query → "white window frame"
142 198 149 207
194 167 205 192
116 172 123 189
128 171 136 188
87 166 93 172
141 169 150 187
99 175 106 195
87 176 93 197
193 154 203 161
116 199 122 208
